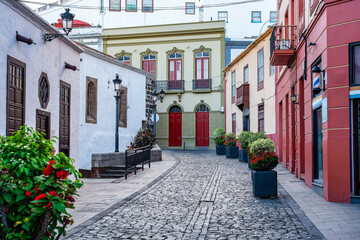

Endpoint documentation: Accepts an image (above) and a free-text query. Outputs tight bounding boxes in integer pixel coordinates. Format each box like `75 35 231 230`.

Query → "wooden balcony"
236 83 249 111
270 25 297 66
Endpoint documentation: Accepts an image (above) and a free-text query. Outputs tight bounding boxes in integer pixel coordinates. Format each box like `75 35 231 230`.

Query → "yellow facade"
224 28 275 137
103 21 225 149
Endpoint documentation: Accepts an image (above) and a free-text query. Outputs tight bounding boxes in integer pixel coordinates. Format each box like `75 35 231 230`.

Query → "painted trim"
193 102 212 112
140 48 158 78
114 50 133 65
166 103 184 113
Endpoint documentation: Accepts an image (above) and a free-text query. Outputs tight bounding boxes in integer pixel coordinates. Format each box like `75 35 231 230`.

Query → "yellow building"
223 28 276 142
103 21 225 149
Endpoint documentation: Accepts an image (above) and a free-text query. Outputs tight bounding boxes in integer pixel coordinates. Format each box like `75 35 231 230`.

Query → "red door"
196 112 209 146
169 112 182 146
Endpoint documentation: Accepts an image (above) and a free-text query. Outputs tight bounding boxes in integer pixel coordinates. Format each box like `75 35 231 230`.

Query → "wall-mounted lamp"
16 31 36 45
308 42 316 47
177 93 182 102
44 8 74 42
65 62 79 71
312 66 326 95
291 94 299 104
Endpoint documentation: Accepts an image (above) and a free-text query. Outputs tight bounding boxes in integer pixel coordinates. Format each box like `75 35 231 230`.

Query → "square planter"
225 146 239 158
251 170 277 197
216 145 226 155
238 149 248 162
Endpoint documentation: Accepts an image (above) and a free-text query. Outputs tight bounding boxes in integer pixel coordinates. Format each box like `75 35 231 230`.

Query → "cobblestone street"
67 151 319 239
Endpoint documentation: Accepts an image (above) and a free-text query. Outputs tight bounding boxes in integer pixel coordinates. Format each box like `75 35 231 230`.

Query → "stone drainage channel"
65 151 323 240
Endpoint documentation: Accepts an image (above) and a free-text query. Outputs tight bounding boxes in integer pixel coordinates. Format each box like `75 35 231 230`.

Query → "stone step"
99 173 125 178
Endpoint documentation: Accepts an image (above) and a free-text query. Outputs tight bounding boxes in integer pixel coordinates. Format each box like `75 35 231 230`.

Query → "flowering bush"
247 132 269 152
0 126 83 240
249 138 276 156
237 131 253 150
133 128 155 148
224 133 237 147
250 152 279 171
213 128 226 145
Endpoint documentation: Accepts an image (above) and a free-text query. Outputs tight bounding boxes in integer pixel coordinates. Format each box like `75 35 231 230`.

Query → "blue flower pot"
216 145 226 155
238 149 248 162
251 170 277 197
225 146 238 158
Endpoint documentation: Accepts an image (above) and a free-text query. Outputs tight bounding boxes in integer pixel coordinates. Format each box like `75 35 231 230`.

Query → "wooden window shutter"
119 86 127 128
85 77 97 124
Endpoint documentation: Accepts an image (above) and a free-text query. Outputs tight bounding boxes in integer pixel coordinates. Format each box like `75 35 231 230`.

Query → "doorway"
313 107 323 183
352 99 360 195
195 104 209 147
169 105 182 147
36 110 50 139
59 81 71 156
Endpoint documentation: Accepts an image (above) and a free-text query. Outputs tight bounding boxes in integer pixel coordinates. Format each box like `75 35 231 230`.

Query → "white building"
78 44 154 172
35 0 277 62
0 0 83 166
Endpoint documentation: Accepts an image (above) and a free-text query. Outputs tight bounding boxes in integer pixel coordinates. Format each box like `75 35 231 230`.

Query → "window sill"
165 90 185 94
193 89 212 93
251 21 262 23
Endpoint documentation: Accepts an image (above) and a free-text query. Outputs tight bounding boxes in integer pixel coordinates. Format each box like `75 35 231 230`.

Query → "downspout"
224 72 227 132
299 31 307 80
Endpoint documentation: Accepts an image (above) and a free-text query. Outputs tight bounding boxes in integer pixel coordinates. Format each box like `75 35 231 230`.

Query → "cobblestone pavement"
67 151 315 239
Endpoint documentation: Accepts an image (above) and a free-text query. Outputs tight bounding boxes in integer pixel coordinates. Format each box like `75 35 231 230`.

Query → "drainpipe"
299 32 307 80
224 73 227 132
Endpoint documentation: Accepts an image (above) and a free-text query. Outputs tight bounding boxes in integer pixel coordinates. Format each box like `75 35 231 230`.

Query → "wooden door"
7 56 26 136
196 112 209 147
36 110 50 139
169 112 182 147
59 81 71 156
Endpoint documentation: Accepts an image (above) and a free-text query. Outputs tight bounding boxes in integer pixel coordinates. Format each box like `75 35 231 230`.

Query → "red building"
272 0 360 203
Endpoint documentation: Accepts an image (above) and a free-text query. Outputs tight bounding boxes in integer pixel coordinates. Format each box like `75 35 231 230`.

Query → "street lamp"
44 8 75 42
113 74 122 152
152 89 165 135
291 93 299 104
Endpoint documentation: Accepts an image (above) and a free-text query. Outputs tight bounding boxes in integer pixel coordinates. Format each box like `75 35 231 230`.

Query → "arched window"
195 51 210 80
168 53 182 81
142 54 156 75
169 105 182 113
86 77 97 124
118 55 131 64
196 104 209 112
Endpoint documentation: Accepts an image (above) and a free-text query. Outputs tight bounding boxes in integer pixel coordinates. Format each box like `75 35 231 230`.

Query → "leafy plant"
250 152 279 171
237 131 253 150
0 126 83 240
247 132 268 152
224 132 237 147
213 128 226 145
249 138 276 156
133 128 155 148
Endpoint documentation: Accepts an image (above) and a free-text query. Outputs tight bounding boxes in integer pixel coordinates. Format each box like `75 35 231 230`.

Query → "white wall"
79 52 147 170
37 0 277 39
0 1 81 167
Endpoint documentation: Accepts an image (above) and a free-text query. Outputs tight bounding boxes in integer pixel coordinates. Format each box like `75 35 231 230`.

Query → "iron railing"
192 79 212 90
270 25 297 57
155 80 184 91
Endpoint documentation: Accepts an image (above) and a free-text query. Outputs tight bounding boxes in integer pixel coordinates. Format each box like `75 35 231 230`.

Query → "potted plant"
0 126 83 240
246 132 269 168
249 138 278 197
213 128 226 155
224 132 238 158
237 131 253 162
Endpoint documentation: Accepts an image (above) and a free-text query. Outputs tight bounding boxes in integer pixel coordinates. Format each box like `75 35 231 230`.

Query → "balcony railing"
236 83 249 111
270 25 297 66
155 80 184 91
192 79 212 90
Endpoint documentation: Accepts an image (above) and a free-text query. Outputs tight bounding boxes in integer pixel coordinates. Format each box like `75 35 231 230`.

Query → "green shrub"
213 128 226 145
249 152 279 171
224 132 237 147
237 131 253 150
249 138 276 156
0 126 83 240
248 132 268 151
133 128 155 148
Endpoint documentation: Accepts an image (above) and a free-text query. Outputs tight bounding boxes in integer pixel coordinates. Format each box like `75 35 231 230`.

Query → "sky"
23 0 55 10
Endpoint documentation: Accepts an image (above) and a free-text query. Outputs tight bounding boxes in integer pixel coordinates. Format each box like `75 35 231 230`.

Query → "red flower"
48 191 59 197
34 194 47 205
34 187 40 193
43 166 54 176
46 202 53 210
26 190 31 197
66 202 71 208
49 160 55 165
66 195 75 202
56 170 69 180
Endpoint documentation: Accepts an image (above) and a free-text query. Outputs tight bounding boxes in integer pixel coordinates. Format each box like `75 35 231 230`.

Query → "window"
169 53 182 80
109 0 121 11
251 11 261 22
119 86 127 128
195 51 210 80
218 11 228 22
142 0 153 12
142 54 156 75
185 2 195 14
231 71 236 103
244 66 249 83
350 42 360 85
126 0 137 11
86 77 97 124
118 55 131 65
270 11 277 23
270 65 275 76
232 113 236 134
196 104 209 112
38 72 50 109
258 103 264 132
257 49 264 90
